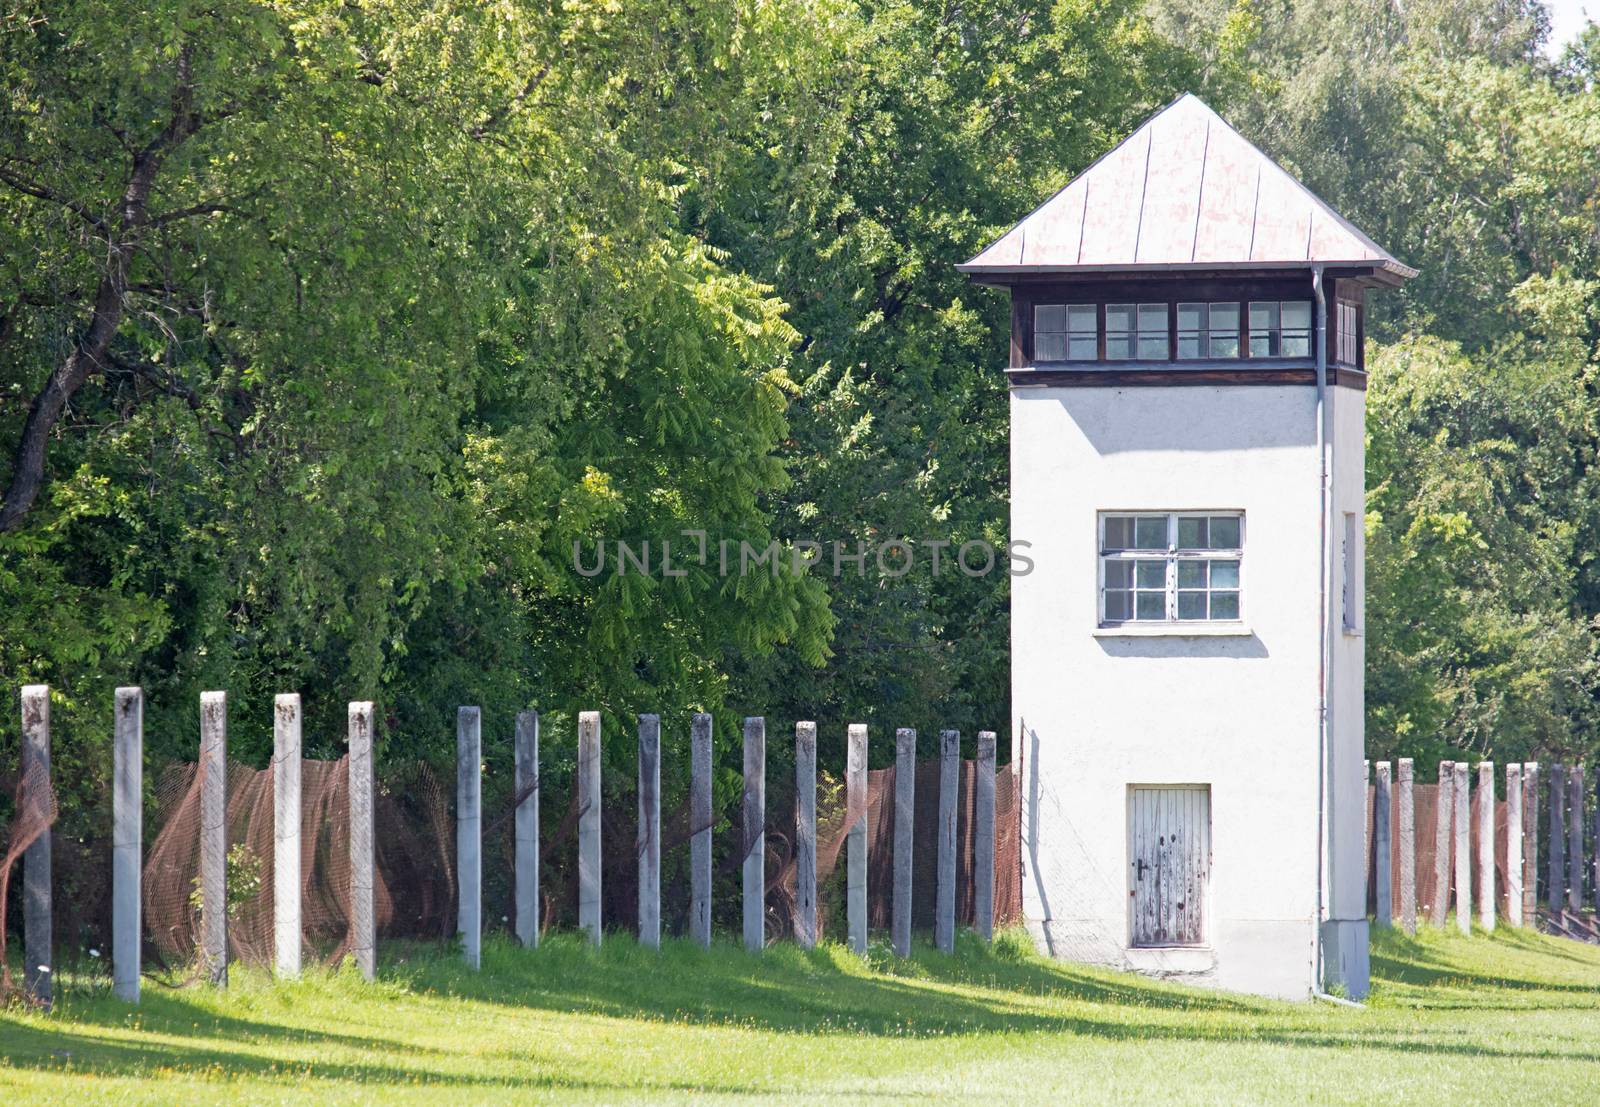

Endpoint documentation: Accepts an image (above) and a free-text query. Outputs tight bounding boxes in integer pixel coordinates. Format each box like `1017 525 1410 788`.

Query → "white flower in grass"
88 948 101 958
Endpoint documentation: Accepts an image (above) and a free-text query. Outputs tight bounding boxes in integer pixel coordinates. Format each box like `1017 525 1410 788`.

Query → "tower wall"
1011 382 1350 999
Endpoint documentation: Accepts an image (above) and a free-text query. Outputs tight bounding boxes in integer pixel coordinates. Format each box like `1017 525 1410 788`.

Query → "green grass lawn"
2 924 1598 1103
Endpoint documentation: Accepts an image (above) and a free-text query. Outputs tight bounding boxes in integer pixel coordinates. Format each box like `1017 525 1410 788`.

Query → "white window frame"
1098 511 1245 626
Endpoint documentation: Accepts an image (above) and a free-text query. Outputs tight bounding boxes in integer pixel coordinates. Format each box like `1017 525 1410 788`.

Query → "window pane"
1036 332 1067 361
1176 591 1207 620
1106 304 1135 331
1177 517 1207 548
1036 304 1068 332
1105 590 1132 621
1138 303 1167 331
1137 334 1168 359
1209 334 1239 358
1177 303 1204 330
1135 592 1166 620
1103 560 1133 587
1209 303 1239 330
1068 335 1098 360
1210 559 1240 588
1067 305 1097 332
1249 335 1273 357
1177 560 1206 587
1249 302 1277 330
1281 301 1311 329
1103 517 1133 550
1177 336 1202 359
1132 516 1167 549
1210 516 1240 547
1281 334 1310 357
1211 591 1240 619
1106 335 1133 360
1135 559 1165 588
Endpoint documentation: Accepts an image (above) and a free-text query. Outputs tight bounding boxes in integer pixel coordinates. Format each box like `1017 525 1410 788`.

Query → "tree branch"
0 163 106 230
0 44 204 533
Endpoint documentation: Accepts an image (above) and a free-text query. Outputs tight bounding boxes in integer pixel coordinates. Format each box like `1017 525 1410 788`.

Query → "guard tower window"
1035 304 1097 361
1177 303 1241 359
1336 300 1360 367
1248 301 1312 357
1100 512 1243 624
1107 303 1169 360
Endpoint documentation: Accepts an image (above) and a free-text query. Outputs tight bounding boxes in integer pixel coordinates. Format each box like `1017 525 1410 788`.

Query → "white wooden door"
1129 785 1211 947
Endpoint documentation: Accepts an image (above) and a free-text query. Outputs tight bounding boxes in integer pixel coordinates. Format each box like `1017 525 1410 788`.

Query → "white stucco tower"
961 94 1414 999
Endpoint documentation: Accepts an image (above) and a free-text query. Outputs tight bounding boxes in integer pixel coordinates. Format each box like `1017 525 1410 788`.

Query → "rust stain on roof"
961 94 1415 279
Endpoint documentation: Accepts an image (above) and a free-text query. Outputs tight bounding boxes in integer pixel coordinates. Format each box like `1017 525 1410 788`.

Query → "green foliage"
1 0 1598 830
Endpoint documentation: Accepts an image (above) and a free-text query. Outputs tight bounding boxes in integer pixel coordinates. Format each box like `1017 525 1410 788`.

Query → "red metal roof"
959 94 1415 280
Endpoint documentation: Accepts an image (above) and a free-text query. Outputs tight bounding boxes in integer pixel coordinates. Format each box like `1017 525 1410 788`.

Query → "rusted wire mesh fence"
5 743 1020 984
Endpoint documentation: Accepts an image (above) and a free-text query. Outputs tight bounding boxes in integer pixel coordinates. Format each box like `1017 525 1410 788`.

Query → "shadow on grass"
3 926 1597 1091
1370 927 1600 995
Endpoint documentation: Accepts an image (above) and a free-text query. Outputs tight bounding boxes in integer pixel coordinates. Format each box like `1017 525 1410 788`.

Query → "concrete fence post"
1431 761 1453 928
1568 764 1585 913
936 730 959 953
1522 762 1539 924
1373 762 1392 928
1549 762 1566 913
742 717 766 953
966 726 992 940
113 686 143 1003
273 694 302 979
847 723 868 955
1506 763 1523 927
457 706 482 969
348 702 376 980
1476 761 1495 932
795 722 818 950
199 691 228 986
1363 758 1372 899
891 727 916 958
20 685 51 1008
1453 760 1470 934
689 713 712 948
515 710 539 949
578 710 602 947
638 714 661 950
1397 758 1416 935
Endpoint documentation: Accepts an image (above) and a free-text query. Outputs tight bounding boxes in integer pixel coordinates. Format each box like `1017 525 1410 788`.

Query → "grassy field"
2 924 1598 1103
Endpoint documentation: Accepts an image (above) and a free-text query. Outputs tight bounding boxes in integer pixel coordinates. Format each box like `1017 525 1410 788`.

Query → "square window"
1132 516 1168 549
1249 300 1312 359
1103 517 1134 550
1036 303 1098 362
1105 590 1132 621
1177 302 1239 361
1036 304 1068 331
1099 512 1244 626
1177 516 1208 548
1036 332 1067 361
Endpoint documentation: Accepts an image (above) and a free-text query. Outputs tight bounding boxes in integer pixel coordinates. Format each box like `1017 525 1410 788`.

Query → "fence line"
1364 758 1597 937
4 682 1016 1003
